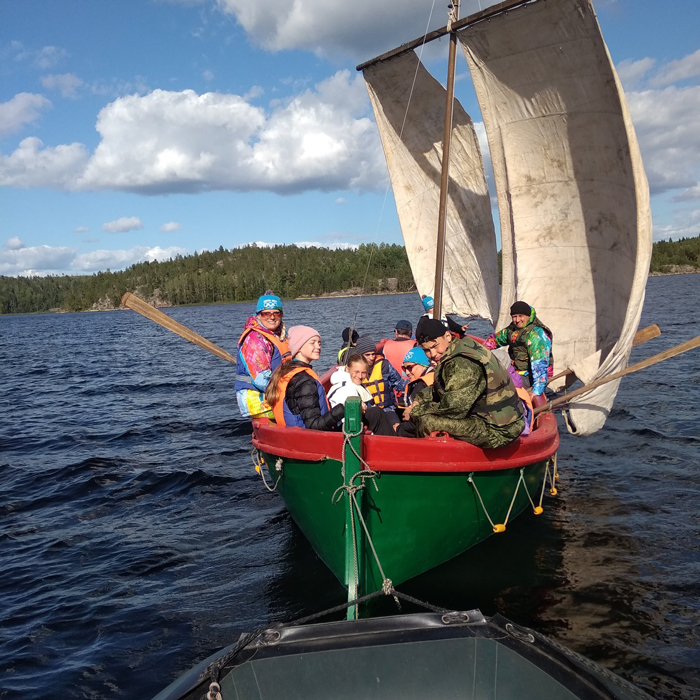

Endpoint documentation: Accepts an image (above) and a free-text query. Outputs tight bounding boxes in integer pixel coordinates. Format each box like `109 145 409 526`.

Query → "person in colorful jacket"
484 301 553 397
406 317 524 448
235 291 291 419
265 326 345 430
353 334 406 412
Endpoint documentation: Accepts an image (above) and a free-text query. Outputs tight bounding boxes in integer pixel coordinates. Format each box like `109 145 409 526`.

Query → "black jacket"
285 363 345 431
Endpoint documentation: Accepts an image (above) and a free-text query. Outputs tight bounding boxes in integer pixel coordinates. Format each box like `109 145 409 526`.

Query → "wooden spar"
547 324 661 385
356 0 535 72
432 0 460 320
534 335 700 416
121 292 237 364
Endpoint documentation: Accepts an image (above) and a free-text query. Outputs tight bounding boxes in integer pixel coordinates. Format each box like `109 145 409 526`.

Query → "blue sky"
1 0 699 276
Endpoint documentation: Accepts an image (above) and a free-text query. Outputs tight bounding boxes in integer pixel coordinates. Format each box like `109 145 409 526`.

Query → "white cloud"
0 137 89 188
74 226 89 233
239 239 358 250
88 76 150 98
102 216 144 233
673 184 700 203
626 85 700 195
71 245 188 271
335 197 346 204
0 93 52 136
215 0 449 59
41 73 84 98
33 46 68 70
653 209 700 242
0 233 189 275
295 240 358 250
616 57 656 91
4 236 25 250
648 49 700 88
243 85 264 100
160 221 183 232
5 42 69 70
202 69 215 82
70 75 384 194
0 241 76 275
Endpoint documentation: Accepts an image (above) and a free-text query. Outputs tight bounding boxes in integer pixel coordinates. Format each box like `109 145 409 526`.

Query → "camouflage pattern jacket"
411 337 524 449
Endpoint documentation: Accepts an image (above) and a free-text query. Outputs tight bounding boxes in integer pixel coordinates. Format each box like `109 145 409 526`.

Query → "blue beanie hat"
403 347 430 366
256 291 282 313
421 295 434 311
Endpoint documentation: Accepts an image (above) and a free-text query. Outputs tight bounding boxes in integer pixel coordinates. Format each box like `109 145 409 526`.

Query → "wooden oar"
534 335 700 416
547 324 661 384
121 292 237 364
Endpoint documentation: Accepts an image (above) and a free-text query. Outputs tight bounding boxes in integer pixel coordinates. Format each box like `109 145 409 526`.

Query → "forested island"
0 243 414 315
1 236 699 315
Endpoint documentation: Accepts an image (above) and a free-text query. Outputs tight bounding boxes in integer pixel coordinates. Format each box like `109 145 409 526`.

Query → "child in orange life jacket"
265 326 345 431
354 335 406 412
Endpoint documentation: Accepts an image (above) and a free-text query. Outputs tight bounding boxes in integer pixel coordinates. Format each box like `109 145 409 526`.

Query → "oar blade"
121 292 237 364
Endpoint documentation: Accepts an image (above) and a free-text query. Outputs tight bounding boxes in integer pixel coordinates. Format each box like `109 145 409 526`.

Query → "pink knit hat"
287 325 321 358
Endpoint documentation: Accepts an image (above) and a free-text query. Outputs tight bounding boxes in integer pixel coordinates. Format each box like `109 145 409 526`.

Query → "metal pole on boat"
433 0 460 320
342 398 364 619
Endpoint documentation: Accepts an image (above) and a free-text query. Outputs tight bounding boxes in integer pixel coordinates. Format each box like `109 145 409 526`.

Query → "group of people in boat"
235 291 553 449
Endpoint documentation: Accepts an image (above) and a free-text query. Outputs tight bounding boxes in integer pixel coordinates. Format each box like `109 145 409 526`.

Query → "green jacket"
412 337 524 448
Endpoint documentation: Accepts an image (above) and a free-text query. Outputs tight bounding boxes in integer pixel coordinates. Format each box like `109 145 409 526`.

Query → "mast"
356 0 534 72
432 0 460 320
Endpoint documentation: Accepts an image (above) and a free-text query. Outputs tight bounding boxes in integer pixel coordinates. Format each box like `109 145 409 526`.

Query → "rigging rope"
197 584 450 698
346 0 438 343
469 456 560 533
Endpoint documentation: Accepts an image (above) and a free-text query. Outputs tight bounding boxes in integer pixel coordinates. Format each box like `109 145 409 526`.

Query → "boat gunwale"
251 402 558 473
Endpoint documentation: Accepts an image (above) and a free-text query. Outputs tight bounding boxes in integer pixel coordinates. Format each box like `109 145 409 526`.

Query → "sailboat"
251 0 651 605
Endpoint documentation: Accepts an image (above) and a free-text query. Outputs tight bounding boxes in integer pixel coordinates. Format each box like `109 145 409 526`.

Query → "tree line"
0 243 414 315
1 236 698 315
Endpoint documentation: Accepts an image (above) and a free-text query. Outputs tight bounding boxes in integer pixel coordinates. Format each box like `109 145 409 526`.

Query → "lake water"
1 274 698 700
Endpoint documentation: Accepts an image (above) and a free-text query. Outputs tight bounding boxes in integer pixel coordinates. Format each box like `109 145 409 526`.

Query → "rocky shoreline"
649 265 700 277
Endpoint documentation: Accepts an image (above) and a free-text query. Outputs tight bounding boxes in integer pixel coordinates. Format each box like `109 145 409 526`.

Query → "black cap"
341 327 359 344
395 319 412 333
510 301 531 316
416 317 449 343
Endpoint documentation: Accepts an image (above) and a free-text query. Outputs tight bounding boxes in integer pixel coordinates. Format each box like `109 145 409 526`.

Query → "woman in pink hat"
265 326 345 430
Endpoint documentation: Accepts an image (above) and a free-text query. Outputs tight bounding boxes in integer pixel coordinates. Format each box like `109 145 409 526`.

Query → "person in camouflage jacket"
408 318 524 449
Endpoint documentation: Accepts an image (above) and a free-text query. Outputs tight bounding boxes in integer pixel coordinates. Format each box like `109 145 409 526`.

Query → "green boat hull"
260 451 549 595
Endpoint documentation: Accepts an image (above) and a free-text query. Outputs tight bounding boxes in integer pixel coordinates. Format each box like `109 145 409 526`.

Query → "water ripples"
1 278 699 699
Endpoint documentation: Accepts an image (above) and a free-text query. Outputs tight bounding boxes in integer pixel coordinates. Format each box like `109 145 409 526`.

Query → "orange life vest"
404 370 434 404
382 338 416 374
235 325 291 393
362 358 389 407
272 366 328 427
237 325 291 361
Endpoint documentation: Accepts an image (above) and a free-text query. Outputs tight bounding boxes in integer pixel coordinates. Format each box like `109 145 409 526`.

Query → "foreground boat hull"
153 610 651 700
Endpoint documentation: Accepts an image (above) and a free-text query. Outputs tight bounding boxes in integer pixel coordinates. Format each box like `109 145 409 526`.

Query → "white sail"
363 51 499 323
459 0 652 435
